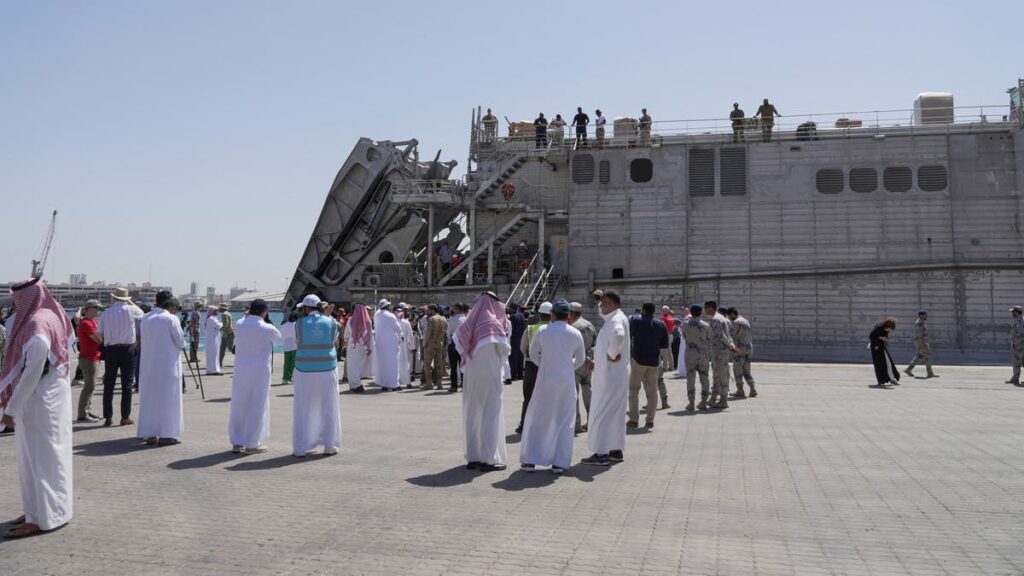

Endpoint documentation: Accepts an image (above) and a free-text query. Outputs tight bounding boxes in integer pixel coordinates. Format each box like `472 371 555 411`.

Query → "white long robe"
399 318 415 387
292 369 342 453
372 310 402 389
588 309 631 455
137 308 185 439
521 321 586 469
204 315 223 374
5 335 73 530
229 316 281 448
455 335 510 465
293 312 342 453
343 322 374 389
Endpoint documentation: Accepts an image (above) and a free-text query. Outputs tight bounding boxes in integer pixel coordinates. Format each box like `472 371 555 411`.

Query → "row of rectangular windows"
571 148 748 195
816 166 948 194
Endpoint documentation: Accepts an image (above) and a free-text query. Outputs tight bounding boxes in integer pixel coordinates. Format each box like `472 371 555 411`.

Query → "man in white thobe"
582 290 631 466
204 306 223 375
344 304 374 392
0 278 73 538
396 304 415 389
520 299 586 474
292 294 342 457
137 292 185 446
454 292 511 472
229 299 281 453
372 299 402 391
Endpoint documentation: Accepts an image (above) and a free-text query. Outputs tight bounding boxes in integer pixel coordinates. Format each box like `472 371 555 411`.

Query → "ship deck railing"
390 178 472 206
472 104 1020 156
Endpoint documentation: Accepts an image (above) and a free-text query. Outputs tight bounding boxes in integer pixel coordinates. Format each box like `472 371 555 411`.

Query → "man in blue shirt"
628 303 668 429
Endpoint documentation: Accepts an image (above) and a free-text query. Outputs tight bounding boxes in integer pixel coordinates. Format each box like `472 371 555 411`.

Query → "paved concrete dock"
1 360 1022 575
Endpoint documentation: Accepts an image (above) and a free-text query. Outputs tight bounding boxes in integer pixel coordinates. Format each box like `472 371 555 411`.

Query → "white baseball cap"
301 294 321 308
538 301 553 314
379 298 391 308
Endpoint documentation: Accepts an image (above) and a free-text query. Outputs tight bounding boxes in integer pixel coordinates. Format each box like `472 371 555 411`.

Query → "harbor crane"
31 210 58 279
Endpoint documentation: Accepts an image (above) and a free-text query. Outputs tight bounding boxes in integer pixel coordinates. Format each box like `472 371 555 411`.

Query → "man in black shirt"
533 113 548 149
628 303 668 429
571 107 589 147
730 103 745 143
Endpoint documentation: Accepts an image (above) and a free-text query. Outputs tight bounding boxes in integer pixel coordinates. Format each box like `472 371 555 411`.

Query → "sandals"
8 514 25 525
4 522 41 539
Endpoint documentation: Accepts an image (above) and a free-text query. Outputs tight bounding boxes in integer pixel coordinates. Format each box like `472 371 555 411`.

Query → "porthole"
849 168 878 193
630 158 653 183
884 166 913 193
815 169 844 194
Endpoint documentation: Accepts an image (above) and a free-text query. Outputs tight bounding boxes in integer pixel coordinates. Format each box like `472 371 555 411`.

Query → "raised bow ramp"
283 138 457 308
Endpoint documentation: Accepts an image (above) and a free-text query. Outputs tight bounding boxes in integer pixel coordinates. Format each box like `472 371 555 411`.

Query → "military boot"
716 399 729 409
685 400 695 411
730 389 746 399
749 386 758 397
697 399 708 411
904 367 915 377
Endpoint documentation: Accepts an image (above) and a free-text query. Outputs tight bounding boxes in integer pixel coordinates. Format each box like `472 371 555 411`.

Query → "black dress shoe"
479 463 507 472
514 425 523 434
466 461 481 470
351 386 365 393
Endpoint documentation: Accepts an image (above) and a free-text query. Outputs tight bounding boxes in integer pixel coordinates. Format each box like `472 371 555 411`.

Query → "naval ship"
285 82 1024 363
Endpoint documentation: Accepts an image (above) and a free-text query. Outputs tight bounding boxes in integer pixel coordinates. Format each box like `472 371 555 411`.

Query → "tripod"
181 347 205 399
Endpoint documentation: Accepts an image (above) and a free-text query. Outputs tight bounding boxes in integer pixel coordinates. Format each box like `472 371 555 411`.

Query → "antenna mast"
31 210 58 279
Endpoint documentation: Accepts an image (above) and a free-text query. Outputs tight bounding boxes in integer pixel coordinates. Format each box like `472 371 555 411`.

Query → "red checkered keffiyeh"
0 278 72 411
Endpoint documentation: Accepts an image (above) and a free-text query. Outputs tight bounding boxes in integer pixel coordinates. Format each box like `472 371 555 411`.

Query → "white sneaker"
247 445 267 454
322 446 339 456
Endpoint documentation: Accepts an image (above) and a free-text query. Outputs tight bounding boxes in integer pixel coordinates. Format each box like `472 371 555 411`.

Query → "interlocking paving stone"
1 358 1023 575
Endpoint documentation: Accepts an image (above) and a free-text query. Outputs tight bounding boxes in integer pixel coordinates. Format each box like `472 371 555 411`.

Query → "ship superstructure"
286 87 1024 363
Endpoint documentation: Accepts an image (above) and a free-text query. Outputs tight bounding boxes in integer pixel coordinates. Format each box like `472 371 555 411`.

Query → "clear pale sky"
1 1 1019 296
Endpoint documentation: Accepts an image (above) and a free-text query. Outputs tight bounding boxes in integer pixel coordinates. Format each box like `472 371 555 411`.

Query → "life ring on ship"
501 182 516 200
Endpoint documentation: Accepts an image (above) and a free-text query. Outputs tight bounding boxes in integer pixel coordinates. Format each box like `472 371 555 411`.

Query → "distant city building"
0 281 172 309
206 286 216 301
229 286 248 299
190 282 199 297
69 273 87 286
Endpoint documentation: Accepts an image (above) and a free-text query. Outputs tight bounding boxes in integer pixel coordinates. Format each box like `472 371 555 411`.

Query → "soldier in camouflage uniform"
704 301 737 409
904 310 937 378
1006 306 1024 385
726 307 757 397
682 305 712 411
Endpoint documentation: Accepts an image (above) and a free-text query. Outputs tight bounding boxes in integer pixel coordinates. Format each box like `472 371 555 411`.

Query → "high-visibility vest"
524 322 546 365
294 313 338 373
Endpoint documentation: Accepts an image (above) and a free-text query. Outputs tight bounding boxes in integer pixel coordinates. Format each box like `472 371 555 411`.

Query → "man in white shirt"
595 109 607 148
96 287 144 427
446 304 468 392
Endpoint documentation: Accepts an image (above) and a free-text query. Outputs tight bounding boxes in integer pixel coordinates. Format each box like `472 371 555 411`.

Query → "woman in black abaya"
869 317 900 387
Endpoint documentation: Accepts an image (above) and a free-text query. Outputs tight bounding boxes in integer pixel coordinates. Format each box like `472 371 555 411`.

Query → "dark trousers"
519 361 539 427
447 342 461 389
510 340 524 380
102 345 135 420
671 338 680 369
535 132 547 148
575 128 587 146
